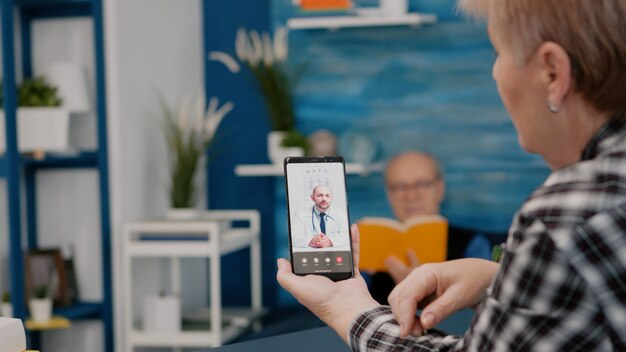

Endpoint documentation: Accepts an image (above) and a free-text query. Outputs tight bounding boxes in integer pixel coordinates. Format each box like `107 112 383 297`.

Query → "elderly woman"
277 0 626 350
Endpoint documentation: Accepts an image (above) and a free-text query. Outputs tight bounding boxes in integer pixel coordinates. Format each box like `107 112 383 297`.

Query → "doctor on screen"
291 185 350 250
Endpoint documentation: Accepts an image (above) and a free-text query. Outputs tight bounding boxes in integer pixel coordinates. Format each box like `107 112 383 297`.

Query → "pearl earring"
547 101 560 113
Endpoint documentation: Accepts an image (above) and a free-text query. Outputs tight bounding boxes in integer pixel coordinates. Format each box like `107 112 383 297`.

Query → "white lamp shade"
40 62 91 113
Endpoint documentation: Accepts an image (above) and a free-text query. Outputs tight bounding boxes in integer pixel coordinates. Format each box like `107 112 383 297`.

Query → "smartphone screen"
284 156 354 281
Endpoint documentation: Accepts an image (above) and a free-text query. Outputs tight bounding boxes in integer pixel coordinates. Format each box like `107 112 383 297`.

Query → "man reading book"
291 185 350 250
369 151 494 304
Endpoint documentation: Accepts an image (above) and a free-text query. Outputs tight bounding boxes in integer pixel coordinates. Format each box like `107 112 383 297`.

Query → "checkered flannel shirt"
350 120 626 351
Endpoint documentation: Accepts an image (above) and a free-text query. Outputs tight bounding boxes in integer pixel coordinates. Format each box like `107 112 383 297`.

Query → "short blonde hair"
458 0 626 119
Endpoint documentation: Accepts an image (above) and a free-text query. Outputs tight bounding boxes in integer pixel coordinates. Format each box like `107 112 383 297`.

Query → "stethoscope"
311 206 333 235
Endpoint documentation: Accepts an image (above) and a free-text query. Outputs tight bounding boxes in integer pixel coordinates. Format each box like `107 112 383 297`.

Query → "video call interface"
286 161 352 274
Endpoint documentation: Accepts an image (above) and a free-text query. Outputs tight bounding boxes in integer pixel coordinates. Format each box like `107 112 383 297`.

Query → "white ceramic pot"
0 303 13 318
166 208 199 220
380 0 408 17
143 295 181 333
28 298 52 323
0 107 71 154
267 130 287 164
267 131 305 164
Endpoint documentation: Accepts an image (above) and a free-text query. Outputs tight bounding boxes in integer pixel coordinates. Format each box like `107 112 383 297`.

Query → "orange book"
357 215 448 272
300 0 351 11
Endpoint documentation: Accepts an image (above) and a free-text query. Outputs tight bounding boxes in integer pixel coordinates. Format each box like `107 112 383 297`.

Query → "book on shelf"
298 0 351 12
357 215 448 272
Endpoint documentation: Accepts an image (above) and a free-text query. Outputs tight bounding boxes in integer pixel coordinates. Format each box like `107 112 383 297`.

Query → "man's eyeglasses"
386 179 439 194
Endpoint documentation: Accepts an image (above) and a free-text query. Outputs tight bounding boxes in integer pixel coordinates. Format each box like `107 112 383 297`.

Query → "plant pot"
267 131 305 164
143 294 181 333
28 298 52 323
166 208 200 220
0 302 13 317
380 0 408 17
0 107 71 154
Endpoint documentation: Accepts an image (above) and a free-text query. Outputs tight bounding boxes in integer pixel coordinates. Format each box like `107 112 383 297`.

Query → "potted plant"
1 291 12 317
160 94 234 218
280 129 309 155
0 76 70 156
28 284 52 323
209 27 308 163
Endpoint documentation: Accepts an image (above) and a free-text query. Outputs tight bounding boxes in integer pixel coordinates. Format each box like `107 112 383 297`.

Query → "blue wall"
207 0 550 306
272 0 549 304
273 0 549 231
204 0 277 307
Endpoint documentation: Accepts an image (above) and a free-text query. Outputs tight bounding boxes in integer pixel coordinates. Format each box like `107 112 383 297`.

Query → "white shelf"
120 210 263 350
129 326 243 348
234 162 384 177
129 307 266 348
287 12 437 30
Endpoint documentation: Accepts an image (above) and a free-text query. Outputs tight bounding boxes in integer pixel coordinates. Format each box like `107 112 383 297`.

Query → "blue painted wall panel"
204 0 277 307
207 0 550 306
271 2 549 239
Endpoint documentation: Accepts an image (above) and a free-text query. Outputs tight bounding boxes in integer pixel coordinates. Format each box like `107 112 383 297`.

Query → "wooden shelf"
25 316 71 331
234 162 384 177
287 12 437 30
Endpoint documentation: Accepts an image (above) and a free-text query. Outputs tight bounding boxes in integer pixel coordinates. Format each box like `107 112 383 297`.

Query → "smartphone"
284 156 354 281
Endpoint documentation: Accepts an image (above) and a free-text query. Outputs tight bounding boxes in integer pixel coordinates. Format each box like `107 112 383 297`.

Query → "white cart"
120 210 263 351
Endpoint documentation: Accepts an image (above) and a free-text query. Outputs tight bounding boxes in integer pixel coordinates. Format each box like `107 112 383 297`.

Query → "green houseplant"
160 94 234 213
208 27 308 161
0 291 12 317
29 284 52 323
0 76 63 108
33 284 49 299
0 76 69 155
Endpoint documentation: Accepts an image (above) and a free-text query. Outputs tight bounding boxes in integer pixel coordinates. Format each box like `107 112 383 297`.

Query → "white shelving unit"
234 162 384 177
287 12 437 30
119 210 263 350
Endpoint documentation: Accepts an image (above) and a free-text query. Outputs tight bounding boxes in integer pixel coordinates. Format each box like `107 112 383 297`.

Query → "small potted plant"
209 27 308 163
281 129 309 155
1 291 12 317
0 76 70 156
160 94 234 218
28 284 52 323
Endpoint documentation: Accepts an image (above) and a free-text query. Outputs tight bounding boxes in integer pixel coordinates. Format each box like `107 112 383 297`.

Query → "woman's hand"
388 258 500 337
277 224 380 343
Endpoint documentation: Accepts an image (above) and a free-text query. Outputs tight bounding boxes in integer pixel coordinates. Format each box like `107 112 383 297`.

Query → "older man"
370 151 495 304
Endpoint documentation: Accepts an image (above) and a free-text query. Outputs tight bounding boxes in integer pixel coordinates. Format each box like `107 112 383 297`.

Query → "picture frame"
24 248 71 306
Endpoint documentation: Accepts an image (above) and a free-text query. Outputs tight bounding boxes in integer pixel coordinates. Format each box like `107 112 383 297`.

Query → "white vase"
380 0 408 17
28 298 52 323
143 294 181 333
0 302 13 317
0 107 71 154
267 131 305 164
166 208 200 220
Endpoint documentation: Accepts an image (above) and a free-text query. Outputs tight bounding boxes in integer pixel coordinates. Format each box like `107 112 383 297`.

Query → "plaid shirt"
350 120 626 351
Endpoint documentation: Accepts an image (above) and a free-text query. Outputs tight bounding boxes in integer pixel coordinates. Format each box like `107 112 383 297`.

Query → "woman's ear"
536 42 573 108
